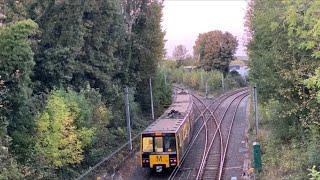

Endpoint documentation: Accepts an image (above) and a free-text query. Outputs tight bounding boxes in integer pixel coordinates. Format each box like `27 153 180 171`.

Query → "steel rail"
190 95 219 180
170 86 248 179
218 93 249 180
168 87 215 180
193 94 224 180
196 90 249 180
170 86 248 180
167 94 209 180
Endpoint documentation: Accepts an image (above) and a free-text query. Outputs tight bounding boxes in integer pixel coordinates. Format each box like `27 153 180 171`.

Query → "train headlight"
170 158 177 166
170 158 177 163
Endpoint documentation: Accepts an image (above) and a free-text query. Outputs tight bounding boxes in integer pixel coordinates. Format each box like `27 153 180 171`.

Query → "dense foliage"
35 90 95 168
246 0 320 178
193 30 238 73
131 1 166 113
305 68 320 103
1 0 169 179
0 19 38 170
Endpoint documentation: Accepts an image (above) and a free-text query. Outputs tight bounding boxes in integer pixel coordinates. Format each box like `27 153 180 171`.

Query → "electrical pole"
252 85 262 173
221 73 225 92
253 85 259 136
149 78 155 120
205 81 208 99
124 86 132 151
164 71 167 87
200 71 203 89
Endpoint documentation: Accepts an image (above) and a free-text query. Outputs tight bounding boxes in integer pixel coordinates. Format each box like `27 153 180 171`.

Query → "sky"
161 0 248 57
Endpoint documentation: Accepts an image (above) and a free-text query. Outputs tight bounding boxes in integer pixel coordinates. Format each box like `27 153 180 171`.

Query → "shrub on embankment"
246 0 320 178
159 60 246 94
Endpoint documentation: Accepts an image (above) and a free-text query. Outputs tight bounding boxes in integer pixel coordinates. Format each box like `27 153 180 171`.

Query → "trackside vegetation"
246 0 320 178
159 61 246 94
0 1 170 179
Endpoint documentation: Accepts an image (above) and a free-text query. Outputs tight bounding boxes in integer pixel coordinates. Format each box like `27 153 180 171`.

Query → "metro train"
140 89 195 172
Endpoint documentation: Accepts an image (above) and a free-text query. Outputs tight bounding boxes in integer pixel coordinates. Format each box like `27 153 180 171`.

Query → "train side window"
142 137 153 152
155 137 163 152
178 133 182 148
164 136 176 152
185 122 190 139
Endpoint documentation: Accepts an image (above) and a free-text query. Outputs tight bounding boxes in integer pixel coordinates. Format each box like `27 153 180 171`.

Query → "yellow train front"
140 89 194 173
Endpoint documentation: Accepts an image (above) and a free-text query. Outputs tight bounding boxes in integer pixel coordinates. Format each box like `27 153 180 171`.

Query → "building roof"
143 89 192 134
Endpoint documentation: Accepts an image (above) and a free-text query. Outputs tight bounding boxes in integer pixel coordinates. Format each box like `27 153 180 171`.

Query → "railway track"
169 86 249 180
167 88 210 180
200 92 249 180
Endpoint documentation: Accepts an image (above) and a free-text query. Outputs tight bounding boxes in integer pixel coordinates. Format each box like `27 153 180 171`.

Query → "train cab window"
142 137 153 152
155 137 163 152
164 136 176 152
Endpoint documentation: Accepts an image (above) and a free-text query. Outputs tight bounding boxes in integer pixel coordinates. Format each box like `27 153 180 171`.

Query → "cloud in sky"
161 0 248 57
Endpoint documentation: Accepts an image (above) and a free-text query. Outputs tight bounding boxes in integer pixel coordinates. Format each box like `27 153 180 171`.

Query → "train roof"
142 89 192 134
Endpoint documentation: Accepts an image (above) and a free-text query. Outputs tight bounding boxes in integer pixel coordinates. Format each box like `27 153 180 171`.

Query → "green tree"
285 0 320 58
305 68 320 103
0 19 38 162
31 0 85 91
35 89 94 169
248 0 319 124
173 44 188 60
173 44 188 68
2 1 169 177
74 0 126 105
308 166 320 180
246 0 320 177
193 30 238 73
131 0 165 112
0 147 22 180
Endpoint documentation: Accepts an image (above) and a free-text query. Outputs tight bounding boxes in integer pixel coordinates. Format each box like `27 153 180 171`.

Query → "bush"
159 61 245 94
308 166 320 180
34 89 95 169
0 147 22 180
258 99 320 179
226 71 246 88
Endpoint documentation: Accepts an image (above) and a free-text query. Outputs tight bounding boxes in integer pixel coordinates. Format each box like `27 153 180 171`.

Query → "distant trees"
173 44 188 60
173 44 188 67
193 30 238 73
